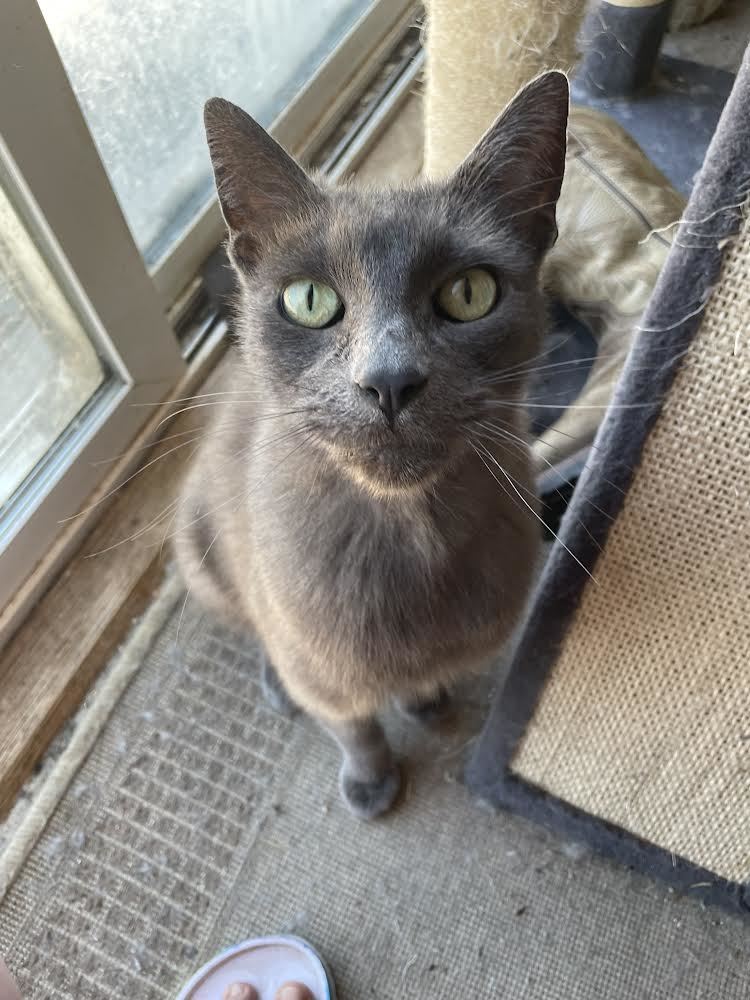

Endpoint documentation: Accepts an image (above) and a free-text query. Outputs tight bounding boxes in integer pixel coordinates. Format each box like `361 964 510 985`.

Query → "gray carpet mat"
1 589 749 999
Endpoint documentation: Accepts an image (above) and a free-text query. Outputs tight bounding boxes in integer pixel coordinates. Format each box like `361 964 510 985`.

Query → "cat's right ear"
204 98 322 270
449 71 569 259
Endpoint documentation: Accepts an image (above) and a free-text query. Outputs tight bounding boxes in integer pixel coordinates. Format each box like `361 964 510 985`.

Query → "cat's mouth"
324 428 454 495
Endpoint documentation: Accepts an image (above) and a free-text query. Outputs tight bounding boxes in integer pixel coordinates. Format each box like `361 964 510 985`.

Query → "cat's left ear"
450 71 569 258
204 98 323 270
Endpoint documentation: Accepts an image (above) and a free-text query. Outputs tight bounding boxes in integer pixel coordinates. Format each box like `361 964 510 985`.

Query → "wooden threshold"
0 335 230 817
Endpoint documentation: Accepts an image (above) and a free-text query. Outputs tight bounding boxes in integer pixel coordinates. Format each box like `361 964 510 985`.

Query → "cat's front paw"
340 764 401 820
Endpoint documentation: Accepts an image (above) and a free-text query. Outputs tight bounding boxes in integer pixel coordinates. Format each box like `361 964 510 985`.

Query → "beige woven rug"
1 576 749 999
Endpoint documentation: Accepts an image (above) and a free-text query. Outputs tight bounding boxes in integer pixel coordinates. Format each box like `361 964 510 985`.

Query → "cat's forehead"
318 185 500 291
320 183 513 288
328 186 446 260
264 182 522 289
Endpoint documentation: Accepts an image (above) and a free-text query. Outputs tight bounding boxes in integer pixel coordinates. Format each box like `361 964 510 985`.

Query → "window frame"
150 0 417 306
0 0 186 617
0 0 416 626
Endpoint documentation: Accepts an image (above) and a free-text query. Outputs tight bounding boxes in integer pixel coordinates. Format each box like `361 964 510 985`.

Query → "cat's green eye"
436 268 497 322
281 279 343 328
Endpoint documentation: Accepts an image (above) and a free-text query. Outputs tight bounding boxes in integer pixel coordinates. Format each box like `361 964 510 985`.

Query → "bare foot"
275 985 314 1000
223 986 258 1000
222 983 313 1000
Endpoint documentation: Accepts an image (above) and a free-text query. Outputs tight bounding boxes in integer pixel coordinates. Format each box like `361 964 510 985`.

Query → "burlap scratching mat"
467 47 750 916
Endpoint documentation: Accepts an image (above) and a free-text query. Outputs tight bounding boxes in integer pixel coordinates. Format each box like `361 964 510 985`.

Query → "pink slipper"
176 936 335 1000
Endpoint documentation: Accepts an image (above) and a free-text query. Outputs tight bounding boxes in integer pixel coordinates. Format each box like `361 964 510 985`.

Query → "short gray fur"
175 73 571 819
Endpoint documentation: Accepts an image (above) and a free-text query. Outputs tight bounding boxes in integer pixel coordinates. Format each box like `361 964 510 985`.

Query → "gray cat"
175 71 569 819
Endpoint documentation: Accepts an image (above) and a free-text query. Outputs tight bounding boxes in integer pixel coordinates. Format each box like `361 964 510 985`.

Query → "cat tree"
424 0 750 913
423 0 685 483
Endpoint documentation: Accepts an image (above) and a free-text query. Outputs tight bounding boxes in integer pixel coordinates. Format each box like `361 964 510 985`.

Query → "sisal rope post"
422 0 588 178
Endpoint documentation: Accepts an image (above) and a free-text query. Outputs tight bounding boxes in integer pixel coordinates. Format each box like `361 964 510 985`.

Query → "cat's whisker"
484 399 652 411
163 425 314 544
215 430 319 528
158 492 186 563
64 412 312 526
524 379 653 403
92 424 216 465
175 523 224 649
305 437 328 503
471 440 596 583
483 353 615 386
467 442 520 513
429 483 461 525
78 424 245 519
477 328 585 384
474 422 607 551
480 357 596 386
84 416 295 557
153 398 294 431
485 346 689 387
494 172 566 203
65 407 313 524
479 331 690 390
132 388 268 408
482 412 629 500
478 418 612 520
496 198 559 227
90 418 263 467
458 172 565 223
127 423 342 561
85 497 181 558
472 422 528 457
528 421 631 496
59 435 217 524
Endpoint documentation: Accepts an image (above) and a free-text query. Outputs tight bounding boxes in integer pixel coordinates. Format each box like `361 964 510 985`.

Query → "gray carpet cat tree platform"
467 44 750 918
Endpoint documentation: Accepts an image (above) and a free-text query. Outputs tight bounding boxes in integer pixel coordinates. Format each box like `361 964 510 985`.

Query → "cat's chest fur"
244 436 538 681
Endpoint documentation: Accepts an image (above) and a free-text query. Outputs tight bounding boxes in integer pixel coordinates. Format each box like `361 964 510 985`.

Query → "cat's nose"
356 368 428 428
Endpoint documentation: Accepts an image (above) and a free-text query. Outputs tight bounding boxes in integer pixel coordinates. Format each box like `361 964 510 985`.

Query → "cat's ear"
204 98 322 270
450 71 569 257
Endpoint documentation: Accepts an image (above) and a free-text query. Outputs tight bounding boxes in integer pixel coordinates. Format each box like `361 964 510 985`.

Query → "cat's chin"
342 455 445 499
319 435 452 498
347 467 439 499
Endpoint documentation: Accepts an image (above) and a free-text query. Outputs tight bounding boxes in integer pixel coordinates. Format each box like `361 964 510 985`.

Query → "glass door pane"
39 0 373 266
0 176 112 513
